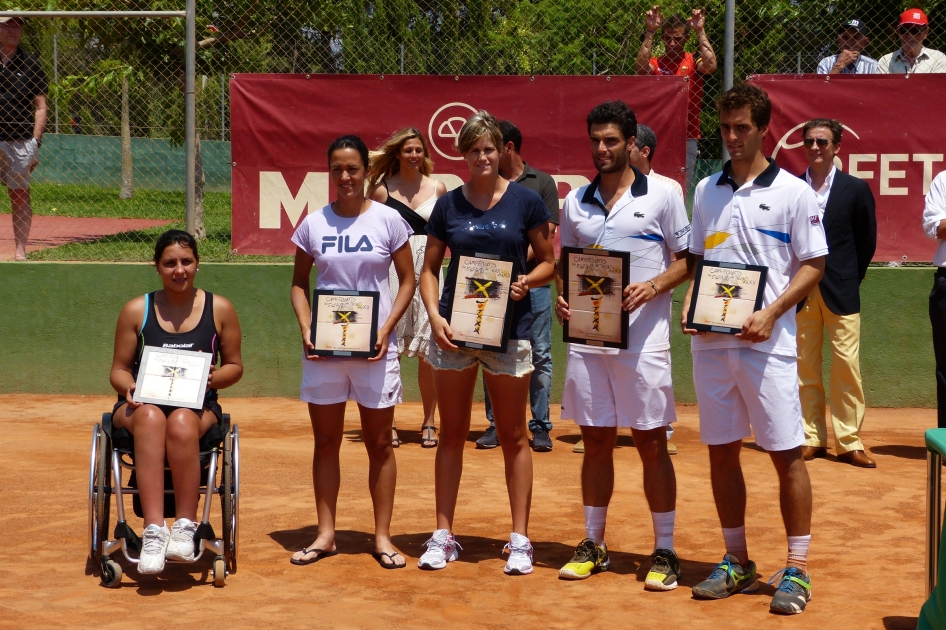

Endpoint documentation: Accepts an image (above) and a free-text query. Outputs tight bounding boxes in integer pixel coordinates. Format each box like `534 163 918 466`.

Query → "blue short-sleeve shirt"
427 182 551 340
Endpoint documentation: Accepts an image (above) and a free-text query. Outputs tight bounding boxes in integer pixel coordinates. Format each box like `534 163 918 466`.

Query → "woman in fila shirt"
289 135 416 569
417 111 555 576
110 229 244 575
368 128 448 449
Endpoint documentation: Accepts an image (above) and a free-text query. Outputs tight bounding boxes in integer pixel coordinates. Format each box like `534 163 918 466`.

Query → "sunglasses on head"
803 138 831 148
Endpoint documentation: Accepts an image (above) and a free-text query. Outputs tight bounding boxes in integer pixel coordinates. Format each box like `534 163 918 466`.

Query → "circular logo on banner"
772 121 860 170
428 102 479 161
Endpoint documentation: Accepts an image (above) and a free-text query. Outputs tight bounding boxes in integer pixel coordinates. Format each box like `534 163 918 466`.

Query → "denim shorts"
427 339 533 378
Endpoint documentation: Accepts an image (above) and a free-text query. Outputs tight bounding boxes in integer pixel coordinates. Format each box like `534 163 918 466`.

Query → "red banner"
753 74 946 262
230 75 688 255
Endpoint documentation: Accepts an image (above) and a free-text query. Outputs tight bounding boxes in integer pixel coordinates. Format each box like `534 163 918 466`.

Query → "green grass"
6 183 291 263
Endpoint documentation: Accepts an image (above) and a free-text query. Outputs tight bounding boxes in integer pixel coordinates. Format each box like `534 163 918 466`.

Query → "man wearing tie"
796 118 877 467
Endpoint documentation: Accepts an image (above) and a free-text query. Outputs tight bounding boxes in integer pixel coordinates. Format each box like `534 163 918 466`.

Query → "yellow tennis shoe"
558 538 610 580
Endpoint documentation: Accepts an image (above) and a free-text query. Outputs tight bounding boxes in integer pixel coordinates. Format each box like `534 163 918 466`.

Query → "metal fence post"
221 74 226 141
721 0 735 162
929 450 943 597
52 32 58 134
184 0 196 235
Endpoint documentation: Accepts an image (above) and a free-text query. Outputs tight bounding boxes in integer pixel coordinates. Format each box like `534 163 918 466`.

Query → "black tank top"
383 181 429 235
133 291 220 382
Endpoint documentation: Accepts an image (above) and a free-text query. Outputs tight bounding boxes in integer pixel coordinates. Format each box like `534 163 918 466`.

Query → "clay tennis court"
0 216 172 260
0 395 928 628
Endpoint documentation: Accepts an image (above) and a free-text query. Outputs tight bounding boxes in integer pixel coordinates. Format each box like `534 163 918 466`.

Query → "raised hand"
688 7 706 33
645 5 663 33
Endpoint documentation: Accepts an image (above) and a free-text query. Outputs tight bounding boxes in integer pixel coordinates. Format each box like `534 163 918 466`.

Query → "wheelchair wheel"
88 424 100 559
222 425 238 574
90 424 111 560
100 558 122 588
213 555 226 587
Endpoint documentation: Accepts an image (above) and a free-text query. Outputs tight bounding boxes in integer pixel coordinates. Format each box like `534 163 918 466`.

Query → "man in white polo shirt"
555 100 692 592
682 83 827 615
922 170 946 429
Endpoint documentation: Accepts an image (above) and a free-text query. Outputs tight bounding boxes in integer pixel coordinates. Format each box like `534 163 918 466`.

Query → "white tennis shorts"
693 347 804 452
0 138 38 190
561 349 676 429
300 354 402 409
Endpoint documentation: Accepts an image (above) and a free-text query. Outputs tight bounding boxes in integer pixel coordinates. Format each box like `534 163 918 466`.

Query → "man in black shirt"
0 17 47 260
476 120 560 452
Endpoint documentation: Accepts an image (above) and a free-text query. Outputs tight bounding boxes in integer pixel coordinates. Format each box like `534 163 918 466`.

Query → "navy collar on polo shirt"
715 157 780 192
581 165 649 212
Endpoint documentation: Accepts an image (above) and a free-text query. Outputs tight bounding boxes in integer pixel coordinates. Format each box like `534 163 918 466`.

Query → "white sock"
722 525 748 563
651 510 675 552
787 535 811 573
584 505 608 546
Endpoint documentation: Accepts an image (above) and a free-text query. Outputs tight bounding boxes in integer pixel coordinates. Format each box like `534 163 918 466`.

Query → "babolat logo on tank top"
321 235 374 254
162 343 195 349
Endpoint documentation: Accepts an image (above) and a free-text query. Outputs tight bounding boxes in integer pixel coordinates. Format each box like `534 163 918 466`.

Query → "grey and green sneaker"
645 548 682 591
769 567 812 614
691 554 759 599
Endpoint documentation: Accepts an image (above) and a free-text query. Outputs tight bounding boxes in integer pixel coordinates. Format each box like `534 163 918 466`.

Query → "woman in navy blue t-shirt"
417 111 555 575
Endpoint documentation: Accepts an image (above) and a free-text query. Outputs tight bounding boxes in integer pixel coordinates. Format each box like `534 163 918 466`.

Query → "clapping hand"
645 5 663 33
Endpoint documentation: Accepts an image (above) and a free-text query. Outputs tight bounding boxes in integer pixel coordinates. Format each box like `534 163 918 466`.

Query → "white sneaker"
503 532 534 575
166 518 199 562
138 523 170 574
418 529 461 570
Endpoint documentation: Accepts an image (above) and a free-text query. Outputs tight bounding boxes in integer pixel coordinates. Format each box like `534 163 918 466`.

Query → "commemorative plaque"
686 260 768 334
447 252 517 352
562 247 631 349
310 290 380 357
133 346 214 409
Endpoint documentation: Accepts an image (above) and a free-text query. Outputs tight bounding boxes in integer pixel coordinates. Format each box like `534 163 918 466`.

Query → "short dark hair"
717 83 772 130
634 124 658 161
327 134 370 169
662 14 691 36
498 120 522 153
154 229 198 264
586 100 638 142
802 118 843 145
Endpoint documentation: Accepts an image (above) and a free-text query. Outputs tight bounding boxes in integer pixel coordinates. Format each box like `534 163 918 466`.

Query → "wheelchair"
88 410 239 587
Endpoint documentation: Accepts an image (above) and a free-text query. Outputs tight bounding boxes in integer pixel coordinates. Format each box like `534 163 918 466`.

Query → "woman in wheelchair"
109 229 243 574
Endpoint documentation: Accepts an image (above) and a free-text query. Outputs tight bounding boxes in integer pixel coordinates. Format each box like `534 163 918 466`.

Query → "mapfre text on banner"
753 73 946 262
230 75 689 256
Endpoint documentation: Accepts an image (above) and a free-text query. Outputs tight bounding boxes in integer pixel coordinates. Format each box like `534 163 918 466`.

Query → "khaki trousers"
796 285 866 452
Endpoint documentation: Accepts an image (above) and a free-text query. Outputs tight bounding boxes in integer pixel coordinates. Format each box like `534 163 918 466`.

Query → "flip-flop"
421 425 439 449
372 551 406 570
391 427 400 448
290 547 339 566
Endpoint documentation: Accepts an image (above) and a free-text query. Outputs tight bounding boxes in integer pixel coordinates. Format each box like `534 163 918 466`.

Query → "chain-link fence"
2 1 941 261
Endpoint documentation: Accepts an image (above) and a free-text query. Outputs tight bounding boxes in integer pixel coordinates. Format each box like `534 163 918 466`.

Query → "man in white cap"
0 16 47 260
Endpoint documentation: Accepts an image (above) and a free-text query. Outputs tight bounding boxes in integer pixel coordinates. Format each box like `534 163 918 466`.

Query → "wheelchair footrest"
113 521 143 557
195 521 216 543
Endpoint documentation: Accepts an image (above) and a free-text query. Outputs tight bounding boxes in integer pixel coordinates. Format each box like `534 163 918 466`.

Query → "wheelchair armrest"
927 429 946 459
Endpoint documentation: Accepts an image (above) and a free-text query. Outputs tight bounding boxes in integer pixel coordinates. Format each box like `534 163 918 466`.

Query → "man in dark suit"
796 118 877 467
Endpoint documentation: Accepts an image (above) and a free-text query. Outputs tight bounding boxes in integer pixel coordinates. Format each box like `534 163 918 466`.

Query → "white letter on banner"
880 154 909 196
552 175 592 209
848 154 876 180
913 154 944 195
259 172 328 229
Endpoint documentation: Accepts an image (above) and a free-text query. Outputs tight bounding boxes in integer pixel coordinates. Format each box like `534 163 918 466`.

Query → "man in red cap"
877 8 946 74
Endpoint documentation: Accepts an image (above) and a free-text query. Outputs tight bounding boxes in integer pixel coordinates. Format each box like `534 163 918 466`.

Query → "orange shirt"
649 52 703 139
